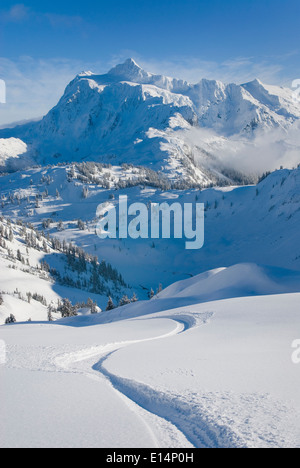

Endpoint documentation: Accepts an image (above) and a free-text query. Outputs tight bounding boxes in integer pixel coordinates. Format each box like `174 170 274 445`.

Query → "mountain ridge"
0 59 299 184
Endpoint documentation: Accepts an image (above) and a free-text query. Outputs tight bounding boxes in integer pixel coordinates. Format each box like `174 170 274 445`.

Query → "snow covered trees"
77 219 86 231
0 216 132 322
5 314 16 324
106 297 115 311
57 221 64 231
47 305 54 322
87 298 98 314
148 288 155 299
131 292 138 303
119 295 131 307
106 292 138 311
48 235 127 297
70 162 204 191
42 219 52 230
119 293 138 307
59 299 78 318
82 187 89 199
32 293 47 307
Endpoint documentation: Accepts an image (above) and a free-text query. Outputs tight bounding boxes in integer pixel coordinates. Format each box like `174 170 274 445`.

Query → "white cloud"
0 4 85 29
1 3 30 22
182 125 300 176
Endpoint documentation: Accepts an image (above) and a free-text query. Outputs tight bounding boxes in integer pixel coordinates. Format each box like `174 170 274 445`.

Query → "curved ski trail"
54 312 241 448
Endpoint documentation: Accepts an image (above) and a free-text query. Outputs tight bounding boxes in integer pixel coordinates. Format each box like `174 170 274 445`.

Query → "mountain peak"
242 78 265 89
108 58 151 81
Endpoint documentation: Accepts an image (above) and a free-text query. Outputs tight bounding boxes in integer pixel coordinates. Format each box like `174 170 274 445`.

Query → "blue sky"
0 0 299 124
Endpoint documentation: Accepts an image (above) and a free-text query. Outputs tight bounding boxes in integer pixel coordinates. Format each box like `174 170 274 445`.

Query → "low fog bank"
181 123 300 179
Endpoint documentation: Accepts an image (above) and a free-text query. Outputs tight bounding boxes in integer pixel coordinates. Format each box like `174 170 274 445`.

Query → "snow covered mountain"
1 59 299 184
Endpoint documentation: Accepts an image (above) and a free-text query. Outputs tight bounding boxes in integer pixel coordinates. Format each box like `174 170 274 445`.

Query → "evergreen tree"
59 298 78 318
77 219 85 231
5 314 16 324
87 298 97 314
148 288 155 299
119 295 131 307
17 249 23 263
106 297 115 311
47 305 54 322
131 292 138 303
82 187 89 199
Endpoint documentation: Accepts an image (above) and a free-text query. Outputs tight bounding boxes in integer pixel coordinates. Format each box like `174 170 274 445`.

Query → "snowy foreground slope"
1 271 300 448
1 59 300 184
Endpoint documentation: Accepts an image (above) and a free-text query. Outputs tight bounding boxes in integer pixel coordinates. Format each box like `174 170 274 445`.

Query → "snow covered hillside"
0 163 300 289
1 276 300 448
0 59 299 184
0 217 134 324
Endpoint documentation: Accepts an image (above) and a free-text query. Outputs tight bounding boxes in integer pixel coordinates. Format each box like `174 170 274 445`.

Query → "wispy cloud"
1 3 30 23
0 4 85 29
44 13 84 28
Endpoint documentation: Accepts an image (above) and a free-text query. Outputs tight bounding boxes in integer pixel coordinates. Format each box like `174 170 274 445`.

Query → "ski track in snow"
53 314 200 448
6 310 298 448
94 354 244 448
53 311 247 449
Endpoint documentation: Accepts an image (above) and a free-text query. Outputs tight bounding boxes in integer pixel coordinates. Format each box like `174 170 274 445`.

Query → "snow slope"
0 59 299 183
1 287 299 448
0 138 34 172
0 217 132 324
158 263 300 304
101 293 300 448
